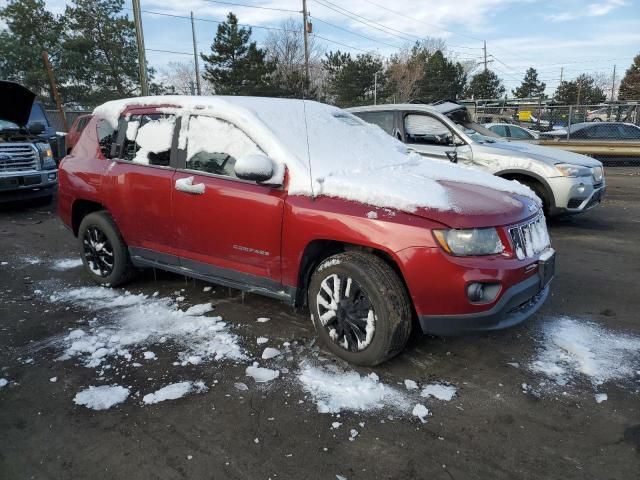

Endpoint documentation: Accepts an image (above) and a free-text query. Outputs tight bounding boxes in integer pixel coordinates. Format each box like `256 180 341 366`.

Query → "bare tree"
386 46 424 102
159 61 213 95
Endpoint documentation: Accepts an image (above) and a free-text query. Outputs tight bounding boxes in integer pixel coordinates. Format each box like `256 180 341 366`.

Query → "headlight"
555 163 591 177
591 166 604 183
433 228 504 256
37 142 56 169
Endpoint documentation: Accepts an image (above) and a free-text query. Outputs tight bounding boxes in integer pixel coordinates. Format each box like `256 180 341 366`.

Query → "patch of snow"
318 258 341 271
50 377 57 383
421 384 457 401
261 347 281 360
52 258 83 270
203 286 212 292
530 317 640 387
49 286 245 368
246 363 280 383
256 317 270 323
298 363 409 414
0 378 8 388
143 381 207 405
256 337 269 345
349 429 358 441
143 351 156 360
74 385 130 410
412 404 429 423
404 379 418 390
0 261 8 266
331 422 342 429
234 382 249 391
21 256 42 265
366 211 378 219
595 393 608 403
132 116 175 164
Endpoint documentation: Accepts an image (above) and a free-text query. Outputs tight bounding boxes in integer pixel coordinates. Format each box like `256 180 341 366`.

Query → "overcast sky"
4 0 640 95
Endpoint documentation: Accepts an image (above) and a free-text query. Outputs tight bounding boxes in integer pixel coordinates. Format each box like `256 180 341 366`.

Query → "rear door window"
508 126 533 139
352 111 394 135
183 115 262 179
490 125 509 137
120 114 175 166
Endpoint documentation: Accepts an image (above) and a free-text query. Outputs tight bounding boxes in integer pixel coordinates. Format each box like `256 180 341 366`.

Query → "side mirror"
234 154 276 183
28 122 45 135
446 150 458 163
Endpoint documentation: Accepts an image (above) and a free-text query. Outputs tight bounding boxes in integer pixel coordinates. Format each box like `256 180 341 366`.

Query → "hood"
0 81 36 127
413 180 539 228
481 140 602 167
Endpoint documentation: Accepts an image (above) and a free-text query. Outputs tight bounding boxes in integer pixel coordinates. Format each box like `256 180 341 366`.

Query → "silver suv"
348 102 605 216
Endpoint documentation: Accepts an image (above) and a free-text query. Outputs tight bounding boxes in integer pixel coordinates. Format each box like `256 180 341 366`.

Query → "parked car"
586 107 609 122
58 96 555 366
485 123 540 140
539 122 640 141
349 103 605 216
0 81 59 204
65 114 92 154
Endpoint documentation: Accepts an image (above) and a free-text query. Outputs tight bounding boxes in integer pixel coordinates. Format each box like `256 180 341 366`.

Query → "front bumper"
419 274 550 335
0 170 58 203
547 175 605 215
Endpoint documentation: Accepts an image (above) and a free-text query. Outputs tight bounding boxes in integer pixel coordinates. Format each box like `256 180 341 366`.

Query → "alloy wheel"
82 226 115 278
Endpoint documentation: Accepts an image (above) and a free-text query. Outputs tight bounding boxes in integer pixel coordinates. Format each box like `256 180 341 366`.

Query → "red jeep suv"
58 96 555 365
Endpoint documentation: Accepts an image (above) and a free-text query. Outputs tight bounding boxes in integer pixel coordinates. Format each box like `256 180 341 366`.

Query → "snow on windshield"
94 96 539 212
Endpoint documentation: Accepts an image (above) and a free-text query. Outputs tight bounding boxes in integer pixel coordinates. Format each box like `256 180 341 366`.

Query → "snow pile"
47 286 245 367
530 317 640 387
94 96 538 214
52 258 83 270
298 363 409 414
261 347 280 360
421 384 457 401
74 385 130 410
412 404 430 423
246 363 280 383
143 381 207 404
132 116 175 164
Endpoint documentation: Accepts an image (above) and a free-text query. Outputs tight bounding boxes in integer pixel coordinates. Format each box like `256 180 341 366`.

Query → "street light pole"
132 0 149 96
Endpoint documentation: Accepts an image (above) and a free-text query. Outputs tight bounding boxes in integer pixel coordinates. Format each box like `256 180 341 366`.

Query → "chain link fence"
468 100 640 166
45 109 92 134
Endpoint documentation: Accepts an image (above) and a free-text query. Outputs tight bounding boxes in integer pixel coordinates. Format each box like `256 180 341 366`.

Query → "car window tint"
120 114 175 166
184 115 262 179
490 125 509 137
28 103 48 127
352 111 394 134
404 114 453 146
508 126 533 139
618 125 640 139
97 119 117 159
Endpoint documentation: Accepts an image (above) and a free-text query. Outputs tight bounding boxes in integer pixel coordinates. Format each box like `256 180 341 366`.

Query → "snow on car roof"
94 96 538 212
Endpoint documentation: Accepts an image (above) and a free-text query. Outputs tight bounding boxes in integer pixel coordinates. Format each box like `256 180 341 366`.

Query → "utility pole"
132 0 149 96
374 72 378 105
41 51 68 132
610 64 616 102
302 0 310 90
191 12 202 95
559 67 563 84
483 41 487 72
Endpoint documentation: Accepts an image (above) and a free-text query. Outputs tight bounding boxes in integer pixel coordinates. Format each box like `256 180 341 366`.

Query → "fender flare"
494 169 556 209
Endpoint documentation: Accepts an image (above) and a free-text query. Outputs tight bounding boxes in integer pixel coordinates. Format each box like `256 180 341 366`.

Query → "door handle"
175 176 205 195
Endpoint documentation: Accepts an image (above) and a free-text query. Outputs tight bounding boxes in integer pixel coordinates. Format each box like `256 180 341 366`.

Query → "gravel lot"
1 168 639 480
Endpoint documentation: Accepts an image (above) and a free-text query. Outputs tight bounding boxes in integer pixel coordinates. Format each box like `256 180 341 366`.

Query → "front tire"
78 211 134 287
308 252 412 366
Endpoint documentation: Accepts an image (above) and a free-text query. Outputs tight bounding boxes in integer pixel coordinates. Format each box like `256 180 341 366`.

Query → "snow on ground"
261 347 281 360
0 378 8 388
143 381 207 405
421 384 457 401
45 286 245 368
73 385 130 410
595 393 608 403
246 363 280 383
298 363 410 414
530 317 640 387
51 258 83 270
412 404 430 423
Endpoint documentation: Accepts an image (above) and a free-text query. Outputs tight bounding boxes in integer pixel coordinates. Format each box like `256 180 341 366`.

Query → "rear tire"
308 252 412 366
78 211 135 287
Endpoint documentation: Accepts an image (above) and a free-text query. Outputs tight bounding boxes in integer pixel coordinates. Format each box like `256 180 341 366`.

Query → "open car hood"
0 81 36 127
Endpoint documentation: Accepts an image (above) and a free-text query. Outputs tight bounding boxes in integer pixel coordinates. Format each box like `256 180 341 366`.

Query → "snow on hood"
487 140 603 167
0 80 36 126
94 96 539 212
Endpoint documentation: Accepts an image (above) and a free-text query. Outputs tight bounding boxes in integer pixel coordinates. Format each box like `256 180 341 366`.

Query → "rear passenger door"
172 114 286 291
102 110 179 263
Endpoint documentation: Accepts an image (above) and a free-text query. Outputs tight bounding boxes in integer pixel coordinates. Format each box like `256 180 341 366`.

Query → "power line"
147 48 193 56
309 14 403 50
199 0 299 13
311 33 369 53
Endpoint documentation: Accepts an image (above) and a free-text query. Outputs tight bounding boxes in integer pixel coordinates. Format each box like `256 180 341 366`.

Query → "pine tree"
464 70 505 99
512 67 546 99
322 51 384 107
416 50 466 102
553 74 606 104
201 12 275 96
62 0 141 106
618 54 640 101
0 0 63 101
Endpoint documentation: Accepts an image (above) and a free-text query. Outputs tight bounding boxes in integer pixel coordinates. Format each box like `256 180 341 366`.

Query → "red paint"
59 104 548 319
65 114 92 153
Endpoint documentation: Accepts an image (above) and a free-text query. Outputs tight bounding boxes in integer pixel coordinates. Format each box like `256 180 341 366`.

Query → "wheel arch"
495 169 556 210
71 199 106 236
294 239 411 309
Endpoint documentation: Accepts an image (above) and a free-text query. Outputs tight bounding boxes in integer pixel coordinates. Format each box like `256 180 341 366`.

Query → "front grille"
0 143 39 172
509 214 550 260
567 198 583 209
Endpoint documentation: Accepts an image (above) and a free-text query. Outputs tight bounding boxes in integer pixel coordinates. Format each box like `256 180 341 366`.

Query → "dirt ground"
1 168 639 480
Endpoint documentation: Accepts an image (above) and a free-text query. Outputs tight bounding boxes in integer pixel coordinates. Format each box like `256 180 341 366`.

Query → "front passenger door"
403 113 471 165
